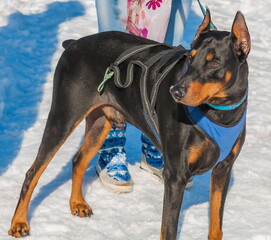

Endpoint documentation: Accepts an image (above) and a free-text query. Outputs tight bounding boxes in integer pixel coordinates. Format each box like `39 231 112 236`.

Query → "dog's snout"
170 85 187 101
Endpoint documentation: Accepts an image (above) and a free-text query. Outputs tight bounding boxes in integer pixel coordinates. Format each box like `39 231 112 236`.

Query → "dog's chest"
186 106 246 162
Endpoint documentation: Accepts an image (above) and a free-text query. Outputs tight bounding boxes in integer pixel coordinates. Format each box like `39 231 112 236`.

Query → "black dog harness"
98 44 187 142
99 44 247 163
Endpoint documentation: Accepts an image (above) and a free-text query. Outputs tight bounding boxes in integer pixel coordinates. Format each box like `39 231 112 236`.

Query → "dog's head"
170 9 250 107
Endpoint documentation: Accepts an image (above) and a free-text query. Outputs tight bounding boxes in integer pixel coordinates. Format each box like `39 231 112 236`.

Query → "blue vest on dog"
186 106 246 162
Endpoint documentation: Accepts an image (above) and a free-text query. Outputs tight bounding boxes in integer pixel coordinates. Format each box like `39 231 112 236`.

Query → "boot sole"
96 165 133 193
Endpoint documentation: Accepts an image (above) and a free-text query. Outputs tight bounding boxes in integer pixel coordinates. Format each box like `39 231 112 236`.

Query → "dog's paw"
70 201 93 218
8 221 30 238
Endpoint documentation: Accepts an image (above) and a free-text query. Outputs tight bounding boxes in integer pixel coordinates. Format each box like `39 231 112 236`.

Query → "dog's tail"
62 39 76 49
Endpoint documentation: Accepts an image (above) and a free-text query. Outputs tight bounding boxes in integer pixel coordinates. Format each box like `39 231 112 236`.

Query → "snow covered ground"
0 0 271 239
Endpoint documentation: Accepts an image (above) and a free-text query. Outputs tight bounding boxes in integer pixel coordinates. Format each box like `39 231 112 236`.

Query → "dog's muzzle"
170 84 187 102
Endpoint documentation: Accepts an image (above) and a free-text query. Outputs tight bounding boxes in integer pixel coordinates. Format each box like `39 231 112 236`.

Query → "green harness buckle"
97 67 115 93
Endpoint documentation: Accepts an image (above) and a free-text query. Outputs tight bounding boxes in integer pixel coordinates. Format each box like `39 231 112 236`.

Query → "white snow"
0 0 271 239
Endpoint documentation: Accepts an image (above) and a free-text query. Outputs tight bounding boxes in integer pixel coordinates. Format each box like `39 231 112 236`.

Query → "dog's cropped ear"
193 7 211 40
231 11 250 58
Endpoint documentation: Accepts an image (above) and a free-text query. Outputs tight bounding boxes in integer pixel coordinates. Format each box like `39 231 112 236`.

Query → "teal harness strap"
197 0 217 30
206 93 248 111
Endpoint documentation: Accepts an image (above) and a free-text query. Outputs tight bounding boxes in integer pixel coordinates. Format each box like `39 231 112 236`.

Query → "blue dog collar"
206 93 248 111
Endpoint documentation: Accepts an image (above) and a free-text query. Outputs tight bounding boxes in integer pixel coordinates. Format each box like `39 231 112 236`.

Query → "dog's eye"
208 61 221 68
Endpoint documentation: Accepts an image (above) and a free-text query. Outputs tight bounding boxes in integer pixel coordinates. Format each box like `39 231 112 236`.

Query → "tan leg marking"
9 136 70 237
232 140 241 156
209 139 242 240
188 141 208 164
160 221 166 240
9 104 104 237
70 117 112 217
209 187 223 240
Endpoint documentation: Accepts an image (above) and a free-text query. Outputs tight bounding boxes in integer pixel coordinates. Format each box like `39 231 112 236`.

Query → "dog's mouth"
170 81 226 106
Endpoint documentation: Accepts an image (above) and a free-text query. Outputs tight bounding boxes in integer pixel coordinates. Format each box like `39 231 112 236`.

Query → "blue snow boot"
140 134 164 180
140 134 193 188
96 124 133 193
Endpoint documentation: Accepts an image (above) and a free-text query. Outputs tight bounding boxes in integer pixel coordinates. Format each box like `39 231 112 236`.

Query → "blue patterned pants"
98 124 163 168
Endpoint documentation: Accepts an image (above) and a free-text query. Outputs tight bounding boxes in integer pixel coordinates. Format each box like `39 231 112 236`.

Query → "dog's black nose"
170 85 187 101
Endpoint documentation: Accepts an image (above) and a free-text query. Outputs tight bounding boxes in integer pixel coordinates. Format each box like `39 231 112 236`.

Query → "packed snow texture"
0 0 270 239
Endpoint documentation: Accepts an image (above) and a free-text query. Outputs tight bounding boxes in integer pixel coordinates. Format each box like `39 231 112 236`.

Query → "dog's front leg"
209 161 233 240
160 166 190 240
209 129 245 240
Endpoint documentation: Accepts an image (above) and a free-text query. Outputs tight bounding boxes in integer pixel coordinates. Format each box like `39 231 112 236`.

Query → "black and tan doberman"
8 9 250 240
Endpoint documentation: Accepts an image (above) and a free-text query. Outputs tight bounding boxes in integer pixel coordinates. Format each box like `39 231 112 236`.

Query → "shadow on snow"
0 1 85 175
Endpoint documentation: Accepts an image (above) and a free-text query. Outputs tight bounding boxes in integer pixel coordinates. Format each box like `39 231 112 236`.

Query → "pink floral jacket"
126 0 172 42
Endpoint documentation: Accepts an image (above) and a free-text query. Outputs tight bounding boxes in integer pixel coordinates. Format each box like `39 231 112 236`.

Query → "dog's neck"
206 91 247 111
199 60 248 125
198 98 247 126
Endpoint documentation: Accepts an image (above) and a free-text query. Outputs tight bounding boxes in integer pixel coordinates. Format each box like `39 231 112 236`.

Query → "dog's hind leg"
8 103 94 237
70 111 112 217
208 130 245 240
8 77 99 237
8 115 85 237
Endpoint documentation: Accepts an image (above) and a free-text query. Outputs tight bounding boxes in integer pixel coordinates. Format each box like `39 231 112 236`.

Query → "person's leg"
95 0 132 192
139 0 193 187
96 124 133 192
95 0 126 32
128 0 192 186
140 134 164 179
140 133 193 187
164 0 192 46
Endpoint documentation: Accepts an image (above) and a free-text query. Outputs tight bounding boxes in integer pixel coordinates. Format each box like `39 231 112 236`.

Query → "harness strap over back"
103 44 187 142
110 44 159 88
